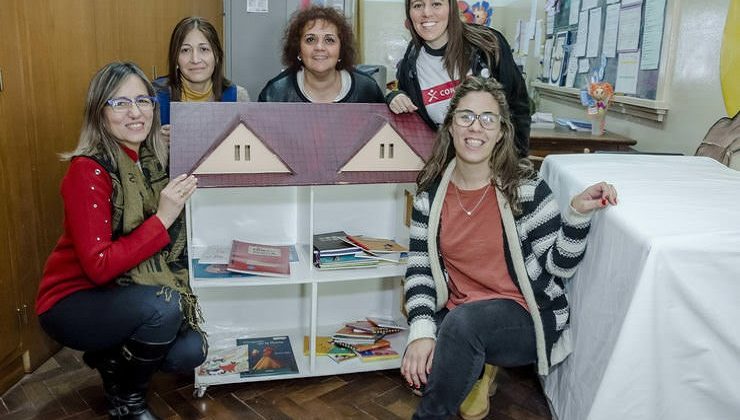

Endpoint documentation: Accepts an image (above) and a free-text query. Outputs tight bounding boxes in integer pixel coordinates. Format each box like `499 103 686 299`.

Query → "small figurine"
580 67 614 135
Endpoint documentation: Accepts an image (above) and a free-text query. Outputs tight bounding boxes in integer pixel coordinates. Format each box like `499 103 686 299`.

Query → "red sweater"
36 148 171 315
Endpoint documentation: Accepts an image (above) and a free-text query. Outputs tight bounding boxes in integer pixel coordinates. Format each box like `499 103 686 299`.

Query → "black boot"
108 338 174 420
82 348 122 407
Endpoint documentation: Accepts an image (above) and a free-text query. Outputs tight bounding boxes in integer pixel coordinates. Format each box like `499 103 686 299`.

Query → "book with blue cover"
235 336 299 377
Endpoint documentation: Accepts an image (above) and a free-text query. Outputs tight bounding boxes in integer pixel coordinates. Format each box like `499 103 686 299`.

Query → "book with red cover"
226 240 291 277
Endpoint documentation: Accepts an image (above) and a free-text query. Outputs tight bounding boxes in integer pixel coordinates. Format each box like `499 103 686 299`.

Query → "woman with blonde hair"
37 62 206 419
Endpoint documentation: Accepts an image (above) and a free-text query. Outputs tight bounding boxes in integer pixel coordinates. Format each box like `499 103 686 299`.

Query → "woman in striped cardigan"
402 77 617 420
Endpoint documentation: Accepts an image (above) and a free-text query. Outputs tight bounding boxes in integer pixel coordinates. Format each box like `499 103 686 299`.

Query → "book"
332 338 392 353
235 336 299 377
196 345 251 379
344 235 408 254
332 326 384 344
313 231 362 257
226 240 290 277
303 336 333 356
366 316 408 331
345 320 404 335
356 347 400 362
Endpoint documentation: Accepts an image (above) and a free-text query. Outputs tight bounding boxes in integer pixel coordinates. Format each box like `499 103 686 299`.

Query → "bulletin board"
542 0 667 100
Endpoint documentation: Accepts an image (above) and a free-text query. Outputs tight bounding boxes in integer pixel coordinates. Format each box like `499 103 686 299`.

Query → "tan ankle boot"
459 364 498 420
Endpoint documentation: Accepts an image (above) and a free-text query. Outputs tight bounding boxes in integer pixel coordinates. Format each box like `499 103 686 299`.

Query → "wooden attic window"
379 143 385 158
234 145 240 161
389 143 394 158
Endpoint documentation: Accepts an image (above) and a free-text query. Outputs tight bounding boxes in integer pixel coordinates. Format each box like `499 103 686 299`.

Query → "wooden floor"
0 348 552 419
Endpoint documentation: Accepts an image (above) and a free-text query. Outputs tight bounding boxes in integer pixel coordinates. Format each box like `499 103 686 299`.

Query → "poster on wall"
549 31 571 86
457 1 494 26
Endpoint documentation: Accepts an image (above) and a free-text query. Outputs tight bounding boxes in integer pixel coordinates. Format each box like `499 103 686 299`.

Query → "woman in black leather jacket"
259 6 384 104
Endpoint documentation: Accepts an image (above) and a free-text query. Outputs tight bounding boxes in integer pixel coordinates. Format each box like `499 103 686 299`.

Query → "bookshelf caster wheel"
194 386 207 398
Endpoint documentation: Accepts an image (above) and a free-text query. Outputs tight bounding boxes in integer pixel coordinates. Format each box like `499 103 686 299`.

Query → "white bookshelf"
186 183 414 395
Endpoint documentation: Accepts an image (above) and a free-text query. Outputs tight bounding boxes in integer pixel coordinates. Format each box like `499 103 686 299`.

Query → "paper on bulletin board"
247 0 268 13
574 11 588 57
543 37 554 80
534 20 544 58
640 0 666 70
586 7 602 57
546 10 555 36
565 56 578 88
616 51 641 94
522 24 531 55
578 58 590 73
602 3 620 58
569 0 581 25
617 4 642 52
622 0 644 5
581 0 598 10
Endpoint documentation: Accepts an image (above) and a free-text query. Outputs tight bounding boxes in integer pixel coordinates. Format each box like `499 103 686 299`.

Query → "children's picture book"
196 345 251 379
235 336 299 377
227 240 290 277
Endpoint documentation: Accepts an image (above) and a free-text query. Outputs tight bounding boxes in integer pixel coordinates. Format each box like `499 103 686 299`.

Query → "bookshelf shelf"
186 183 413 393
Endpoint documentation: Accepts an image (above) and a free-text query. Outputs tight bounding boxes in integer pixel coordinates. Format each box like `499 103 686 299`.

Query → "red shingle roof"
169 102 436 187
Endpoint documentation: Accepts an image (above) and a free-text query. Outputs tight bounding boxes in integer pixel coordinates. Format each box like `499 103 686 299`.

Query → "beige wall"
361 0 409 85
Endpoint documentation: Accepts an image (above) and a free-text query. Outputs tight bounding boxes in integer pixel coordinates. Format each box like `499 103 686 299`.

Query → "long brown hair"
61 62 167 170
281 6 356 72
167 16 231 101
417 77 534 213
404 0 500 80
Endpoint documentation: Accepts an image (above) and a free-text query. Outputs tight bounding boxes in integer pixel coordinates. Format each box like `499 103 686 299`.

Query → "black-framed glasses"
453 110 501 130
106 95 157 113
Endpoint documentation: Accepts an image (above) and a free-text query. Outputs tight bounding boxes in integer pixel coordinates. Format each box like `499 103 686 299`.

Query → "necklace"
454 183 491 216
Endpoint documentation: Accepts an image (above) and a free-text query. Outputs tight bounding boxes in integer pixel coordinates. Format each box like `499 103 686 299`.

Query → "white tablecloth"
540 154 740 420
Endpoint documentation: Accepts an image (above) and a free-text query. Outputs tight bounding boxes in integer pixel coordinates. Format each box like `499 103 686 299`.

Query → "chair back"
695 111 740 168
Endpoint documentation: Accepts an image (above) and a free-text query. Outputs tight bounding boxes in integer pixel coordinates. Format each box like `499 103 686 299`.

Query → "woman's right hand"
159 124 170 145
156 174 197 228
401 337 435 390
389 94 419 114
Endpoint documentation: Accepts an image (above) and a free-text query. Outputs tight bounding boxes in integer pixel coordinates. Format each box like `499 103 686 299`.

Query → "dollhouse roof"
169 102 436 188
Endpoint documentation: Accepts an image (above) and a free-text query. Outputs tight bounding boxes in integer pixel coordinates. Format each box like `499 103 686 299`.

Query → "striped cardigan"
404 159 593 375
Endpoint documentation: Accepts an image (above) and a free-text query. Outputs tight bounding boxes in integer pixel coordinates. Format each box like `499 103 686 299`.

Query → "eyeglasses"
453 110 501 130
106 96 157 113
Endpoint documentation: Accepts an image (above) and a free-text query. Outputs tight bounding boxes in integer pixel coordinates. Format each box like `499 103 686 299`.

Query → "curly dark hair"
281 6 356 72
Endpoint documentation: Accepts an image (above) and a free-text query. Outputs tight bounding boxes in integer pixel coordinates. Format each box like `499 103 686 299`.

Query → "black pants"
414 299 537 419
39 284 206 373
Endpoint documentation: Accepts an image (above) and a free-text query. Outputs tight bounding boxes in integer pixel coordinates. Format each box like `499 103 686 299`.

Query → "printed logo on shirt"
421 80 461 106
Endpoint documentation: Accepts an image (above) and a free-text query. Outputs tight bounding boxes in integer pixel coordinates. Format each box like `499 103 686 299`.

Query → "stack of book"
329 317 407 363
312 231 378 269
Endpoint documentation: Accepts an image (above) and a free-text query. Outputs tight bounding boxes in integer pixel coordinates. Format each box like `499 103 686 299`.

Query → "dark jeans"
39 284 206 373
413 299 537 420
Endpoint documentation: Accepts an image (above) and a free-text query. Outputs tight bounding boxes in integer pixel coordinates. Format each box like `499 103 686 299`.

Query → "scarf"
98 144 205 351
181 78 214 102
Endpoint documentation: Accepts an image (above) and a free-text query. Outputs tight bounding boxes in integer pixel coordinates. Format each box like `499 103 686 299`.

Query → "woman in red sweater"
36 62 205 420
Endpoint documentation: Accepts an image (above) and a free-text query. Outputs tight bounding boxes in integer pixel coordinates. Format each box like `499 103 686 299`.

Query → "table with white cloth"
540 154 740 420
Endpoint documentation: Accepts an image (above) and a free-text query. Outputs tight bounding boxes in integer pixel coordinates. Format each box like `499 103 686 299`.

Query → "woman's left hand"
570 182 618 213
